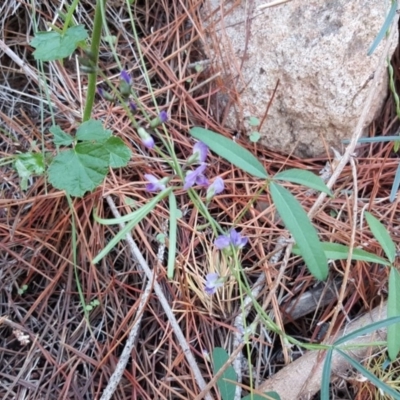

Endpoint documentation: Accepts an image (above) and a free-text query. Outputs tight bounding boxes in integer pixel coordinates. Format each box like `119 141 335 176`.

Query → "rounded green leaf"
270 182 328 280
31 25 88 61
48 143 109 197
102 137 131 167
76 119 112 142
50 125 74 146
190 127 268 179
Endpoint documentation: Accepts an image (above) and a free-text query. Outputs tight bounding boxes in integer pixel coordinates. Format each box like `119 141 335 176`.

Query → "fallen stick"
258 302 387 399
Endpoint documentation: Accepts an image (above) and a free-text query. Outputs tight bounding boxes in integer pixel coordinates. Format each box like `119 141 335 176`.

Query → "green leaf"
292 242 391 267
367 0 397 56
50 125 74 146
249 131 261 143
92 188 173 264
76 119 112 142
242 392 281 400
14 152 46 190
270 182 328 280
102 137 131 168
31 25 88 61
321 348 333 400
248 116 260 126
365 211 396 264
167 192 178 280
274 168 332 196
390 163 400 203
48 142 109 197
212 347 237 400
190 127 268 179
388 268 400 360
335 348 400 399
334 316 400 346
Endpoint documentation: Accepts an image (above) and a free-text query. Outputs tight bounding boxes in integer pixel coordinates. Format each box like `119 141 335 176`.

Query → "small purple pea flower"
119 70 132 98
206 177 224 202
138 127 155 149
120 70 132 85
204 272 224 296
97 87 114 102
187 141 208 165
214 229 248 250
144 174 166 192
149 111 169 128
128 100 137 112
184 163 209 190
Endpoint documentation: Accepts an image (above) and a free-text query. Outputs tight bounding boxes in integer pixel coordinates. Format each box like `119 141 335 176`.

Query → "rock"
202 0 397 157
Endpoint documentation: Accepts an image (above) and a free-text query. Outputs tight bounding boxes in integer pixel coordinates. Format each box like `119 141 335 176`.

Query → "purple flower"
184 163 209 190
193 142 208 163
97 87 104 98
149 111 169 128
214 229 248 250
204 272 224 296
159 110 168 123
206 177 224 202
138 127 154 149
129 101 137 112
144 174 166 192
120 70 132 85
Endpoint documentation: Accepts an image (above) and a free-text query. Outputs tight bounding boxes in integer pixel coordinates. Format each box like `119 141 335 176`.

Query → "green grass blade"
189 127 268 179
93 188 172 225
274 168 332 196
335 348 400 399
390 163 400 203
365 211 395 263
388 268 400 360
92 189 172 264
367 0 397 56
334 316 400 346
270 182 328 280
167 191 178 279
321 348 334 400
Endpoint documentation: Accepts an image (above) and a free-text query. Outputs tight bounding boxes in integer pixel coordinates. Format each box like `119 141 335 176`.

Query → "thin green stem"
62 0 80 34
83 0 106 122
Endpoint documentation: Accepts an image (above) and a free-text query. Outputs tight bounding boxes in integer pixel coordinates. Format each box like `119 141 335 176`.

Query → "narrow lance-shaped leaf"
92 188 173 264
274 168 332 196
387 268 400 360
292 242 391 266
270 182 328 280
365 211 396 264
367 0 397 56
212 347 237 400
167 192 178 279
335 349 400 399
190 127 268 179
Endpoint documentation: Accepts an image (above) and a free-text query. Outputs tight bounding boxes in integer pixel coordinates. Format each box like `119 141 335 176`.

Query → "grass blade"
388 268 400 360
367 0 397 56
167 191 178 279
335 348 400 398
321 348 334 400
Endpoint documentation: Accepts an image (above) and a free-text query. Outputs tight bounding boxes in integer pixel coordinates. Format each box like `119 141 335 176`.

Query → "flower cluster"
214 229 248 250
144 141 225 203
